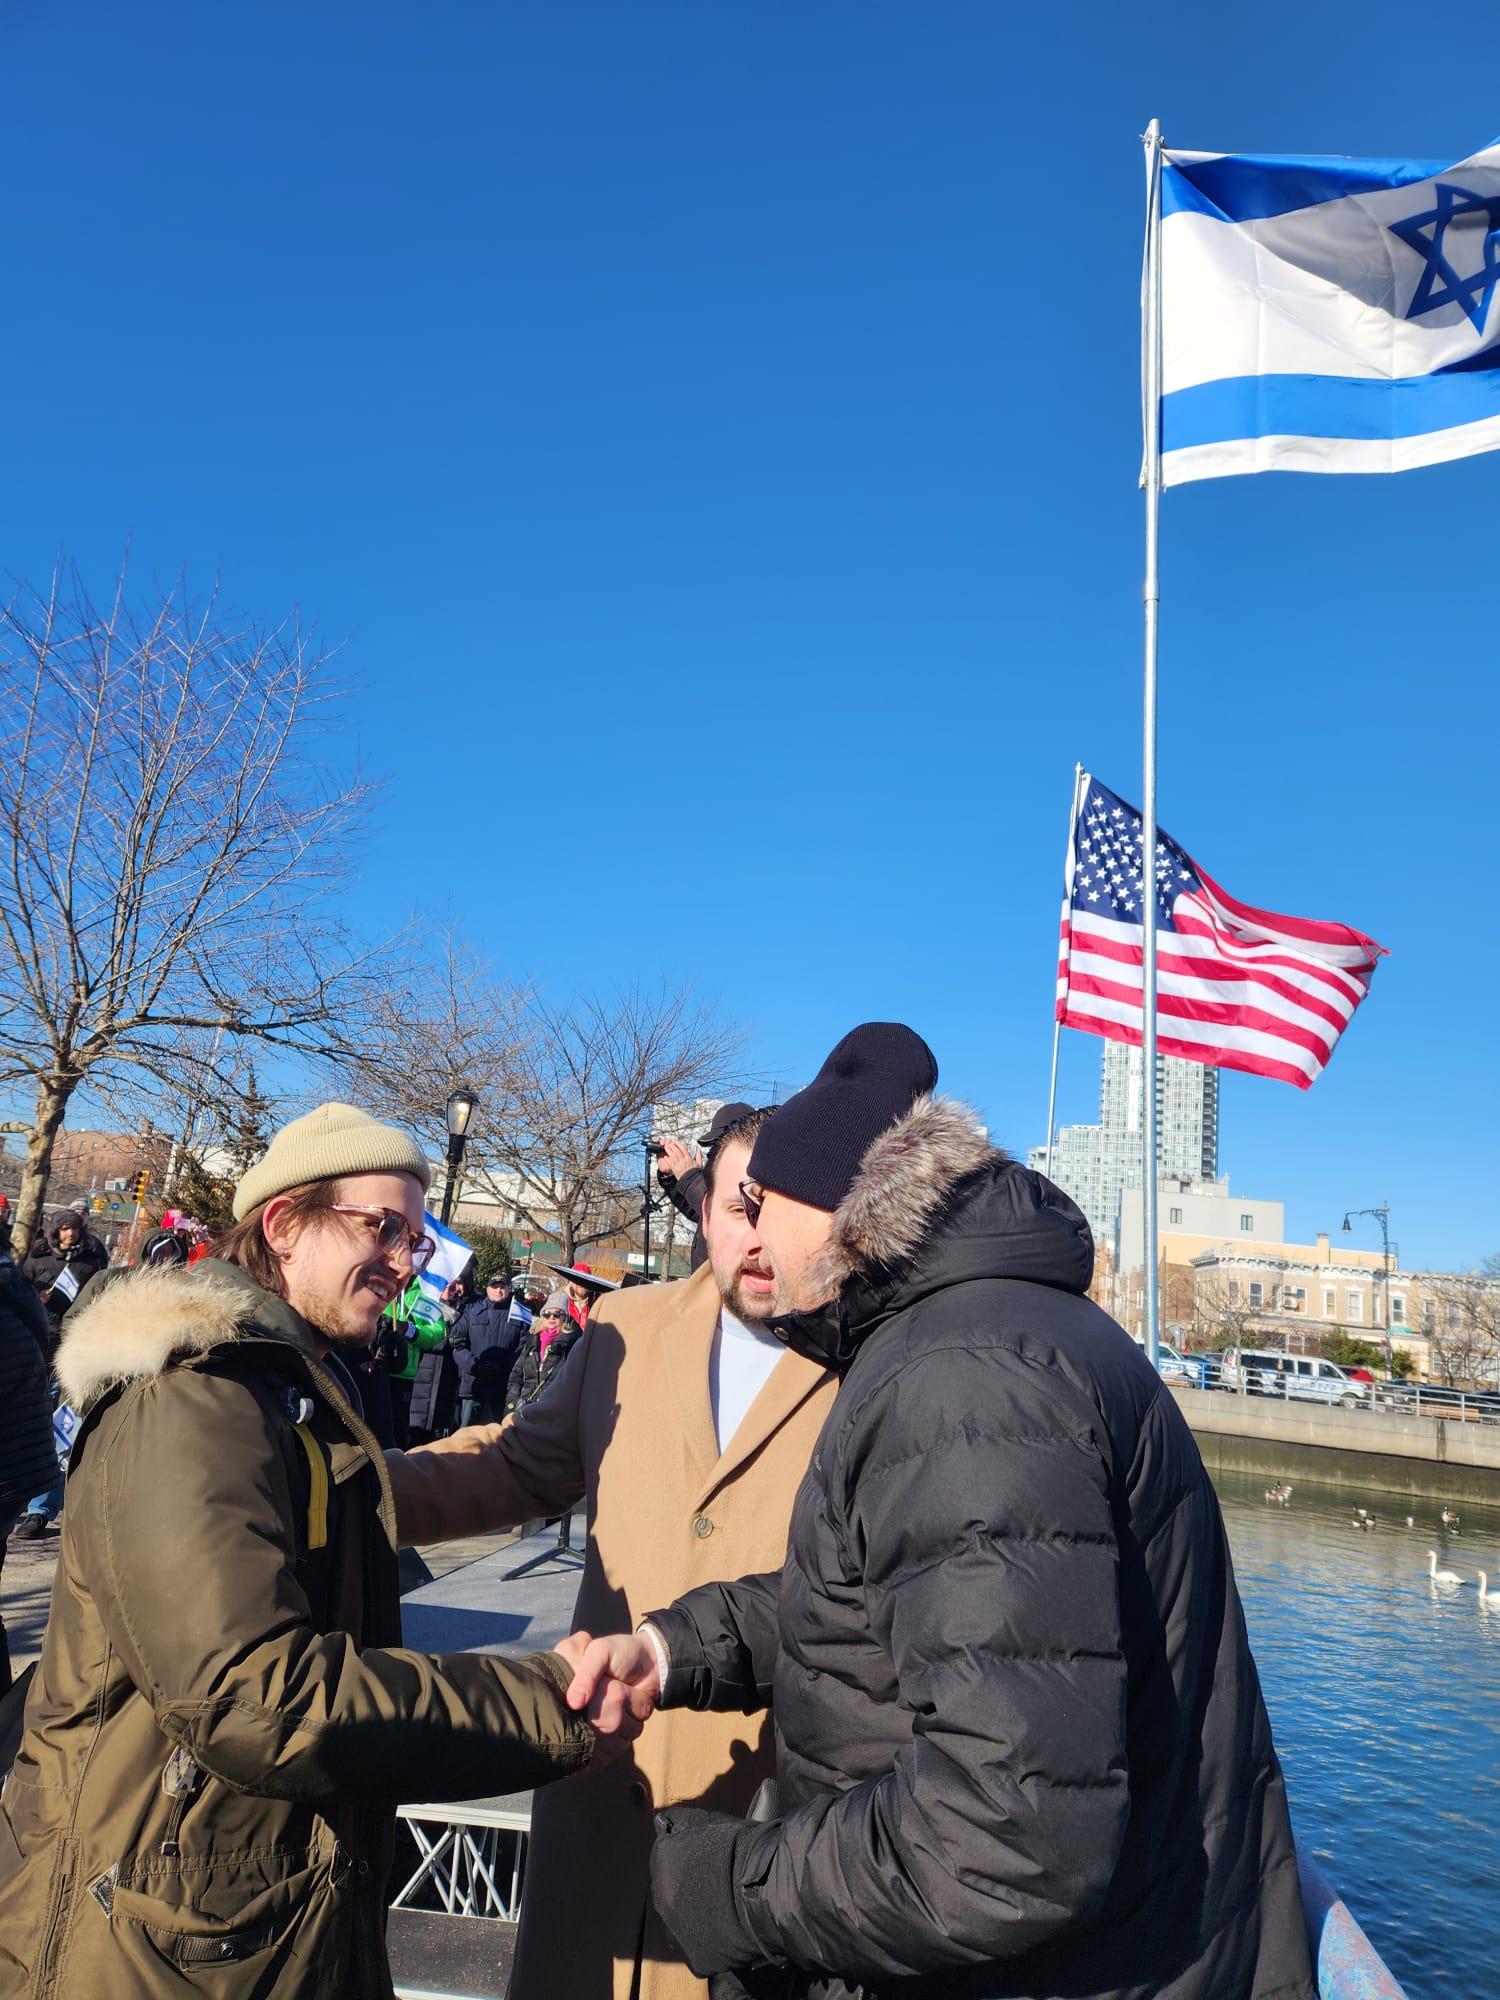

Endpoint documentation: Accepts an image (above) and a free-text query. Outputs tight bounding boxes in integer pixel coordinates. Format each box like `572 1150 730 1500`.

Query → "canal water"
1213 1468 1500 1999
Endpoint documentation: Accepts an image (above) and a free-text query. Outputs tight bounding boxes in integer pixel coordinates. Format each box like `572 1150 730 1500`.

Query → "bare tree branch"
0 554 400 1251
348 932 745 1264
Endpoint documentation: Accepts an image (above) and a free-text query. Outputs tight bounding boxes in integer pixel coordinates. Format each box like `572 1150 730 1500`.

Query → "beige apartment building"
1113 1176 1500 1384
1187 1241 1500 1384
1112 1176 1289 1338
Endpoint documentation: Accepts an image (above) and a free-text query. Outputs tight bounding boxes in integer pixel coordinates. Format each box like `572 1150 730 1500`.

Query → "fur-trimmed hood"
56 1260 311 1411
767 1094 1094 1369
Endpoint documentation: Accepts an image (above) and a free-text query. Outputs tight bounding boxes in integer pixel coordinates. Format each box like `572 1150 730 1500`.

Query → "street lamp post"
639 1137 669 1282
441 1087 479 1228
1342 1202 1393 1361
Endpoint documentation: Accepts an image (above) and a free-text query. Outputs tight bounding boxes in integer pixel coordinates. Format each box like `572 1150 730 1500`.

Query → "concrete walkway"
400 1521 583 1663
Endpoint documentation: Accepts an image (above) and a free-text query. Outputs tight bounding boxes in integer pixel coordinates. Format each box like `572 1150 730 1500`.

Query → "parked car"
1371 1377 1418 1410
1134 1338 1216 1389
1220 1347 1371 1407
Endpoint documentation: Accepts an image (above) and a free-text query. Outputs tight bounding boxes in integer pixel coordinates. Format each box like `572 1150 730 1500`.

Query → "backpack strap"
290 1419 329 1551
273 1382 331 1553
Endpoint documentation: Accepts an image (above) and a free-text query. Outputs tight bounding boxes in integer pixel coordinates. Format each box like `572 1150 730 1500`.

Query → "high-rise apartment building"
1030 1041 1219 1250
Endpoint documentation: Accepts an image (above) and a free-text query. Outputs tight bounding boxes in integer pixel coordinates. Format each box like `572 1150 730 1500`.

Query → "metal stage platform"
390 1518 584 1999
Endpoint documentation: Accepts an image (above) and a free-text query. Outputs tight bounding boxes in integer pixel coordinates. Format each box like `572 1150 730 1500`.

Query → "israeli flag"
415 1210 473 1309
1161 139 1500 484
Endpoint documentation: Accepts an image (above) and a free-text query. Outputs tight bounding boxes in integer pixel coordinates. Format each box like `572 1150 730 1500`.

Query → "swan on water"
1478 1571 1493 1605
1428 1550 1462 1585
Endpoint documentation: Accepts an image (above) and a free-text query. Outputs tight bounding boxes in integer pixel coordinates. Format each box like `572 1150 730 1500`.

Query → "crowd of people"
0 1028 1316 2000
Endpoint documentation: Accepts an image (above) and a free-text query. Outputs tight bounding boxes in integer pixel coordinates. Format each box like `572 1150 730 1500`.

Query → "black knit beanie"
747 1022 938 1214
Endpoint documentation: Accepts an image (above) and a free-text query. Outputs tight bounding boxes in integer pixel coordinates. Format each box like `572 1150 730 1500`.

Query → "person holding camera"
650 1102 753 1272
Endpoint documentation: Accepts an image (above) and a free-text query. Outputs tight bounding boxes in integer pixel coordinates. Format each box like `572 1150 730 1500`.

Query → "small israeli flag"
416 1210 473 1309
1161 139 1500 484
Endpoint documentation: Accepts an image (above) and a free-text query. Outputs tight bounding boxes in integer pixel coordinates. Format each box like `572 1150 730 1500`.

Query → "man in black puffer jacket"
21 1210 109 1352
568 1023 1314 2000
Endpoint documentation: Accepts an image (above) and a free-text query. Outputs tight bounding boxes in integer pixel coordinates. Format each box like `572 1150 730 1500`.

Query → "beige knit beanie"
232 1102 432 1220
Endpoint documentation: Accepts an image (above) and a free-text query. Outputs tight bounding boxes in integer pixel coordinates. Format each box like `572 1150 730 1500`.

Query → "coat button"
692 1514 713 1538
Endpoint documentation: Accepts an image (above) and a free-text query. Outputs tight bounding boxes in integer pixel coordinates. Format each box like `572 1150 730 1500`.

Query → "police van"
1220 1348 1370 1407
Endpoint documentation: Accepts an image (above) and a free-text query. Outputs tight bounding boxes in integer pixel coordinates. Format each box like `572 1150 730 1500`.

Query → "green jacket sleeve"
80 1363 593 1804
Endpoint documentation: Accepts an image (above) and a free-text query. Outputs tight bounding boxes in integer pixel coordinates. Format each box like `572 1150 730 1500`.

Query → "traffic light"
130 1169 150 1203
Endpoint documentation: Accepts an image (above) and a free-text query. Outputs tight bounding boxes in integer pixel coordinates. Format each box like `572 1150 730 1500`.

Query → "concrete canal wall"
1168 1385 1500 1506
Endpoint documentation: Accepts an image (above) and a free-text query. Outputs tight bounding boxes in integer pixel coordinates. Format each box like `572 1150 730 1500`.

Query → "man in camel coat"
386 1107 834 2000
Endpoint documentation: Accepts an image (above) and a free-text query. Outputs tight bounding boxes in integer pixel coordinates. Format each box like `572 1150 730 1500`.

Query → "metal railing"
391 1801 530 1921
1155 1351 1500 1423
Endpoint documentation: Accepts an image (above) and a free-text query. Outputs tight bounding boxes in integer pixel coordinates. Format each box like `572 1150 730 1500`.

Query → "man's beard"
289 1277 381 1347
769 1270 799 1316
766 1255 838 1318
717 1262 776 1324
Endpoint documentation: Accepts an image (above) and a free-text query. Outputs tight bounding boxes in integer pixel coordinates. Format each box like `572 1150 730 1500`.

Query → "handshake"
552 1629 663 1760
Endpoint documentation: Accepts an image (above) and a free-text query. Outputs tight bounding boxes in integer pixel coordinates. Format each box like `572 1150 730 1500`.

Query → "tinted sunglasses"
738 1180 765 1227
331 1203 436 1273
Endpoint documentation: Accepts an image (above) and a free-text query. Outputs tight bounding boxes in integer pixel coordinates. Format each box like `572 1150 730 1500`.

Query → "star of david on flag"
1158 137 1500 482
1056 776 1387 1088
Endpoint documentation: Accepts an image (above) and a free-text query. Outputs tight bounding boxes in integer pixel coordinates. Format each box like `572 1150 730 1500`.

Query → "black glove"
651 1807 773 1978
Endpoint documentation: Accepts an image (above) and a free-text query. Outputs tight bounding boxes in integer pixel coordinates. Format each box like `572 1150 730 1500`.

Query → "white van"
1220 1348 1370 1407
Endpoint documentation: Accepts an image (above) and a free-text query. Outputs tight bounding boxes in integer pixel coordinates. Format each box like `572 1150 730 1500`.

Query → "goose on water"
1428 1550 1462 1585
1441 1507 1460 1529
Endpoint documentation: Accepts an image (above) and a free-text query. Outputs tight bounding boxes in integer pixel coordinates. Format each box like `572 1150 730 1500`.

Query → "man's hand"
559 1630 662 1734
655 1137 700 1181
552 1631 653 1768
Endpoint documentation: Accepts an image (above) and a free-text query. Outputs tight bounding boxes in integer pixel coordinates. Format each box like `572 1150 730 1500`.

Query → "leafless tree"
1186 1270 1278 1351
355 933 744 1265
0 557 393 1252
1420 1269 1500 1388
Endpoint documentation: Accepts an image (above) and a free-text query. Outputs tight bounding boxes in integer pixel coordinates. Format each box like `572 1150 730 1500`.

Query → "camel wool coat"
386 1264 835 2000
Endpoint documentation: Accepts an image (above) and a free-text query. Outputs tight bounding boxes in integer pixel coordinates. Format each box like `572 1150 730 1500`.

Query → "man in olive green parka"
0 1104 601 2000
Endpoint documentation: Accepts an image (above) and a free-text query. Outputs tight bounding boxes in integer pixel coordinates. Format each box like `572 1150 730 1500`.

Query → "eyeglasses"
331 1204 436 1274
737 1181 765 1227
538 1309 567 1321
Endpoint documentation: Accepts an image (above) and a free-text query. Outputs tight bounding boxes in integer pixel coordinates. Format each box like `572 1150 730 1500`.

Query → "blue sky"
5 2 1496 1271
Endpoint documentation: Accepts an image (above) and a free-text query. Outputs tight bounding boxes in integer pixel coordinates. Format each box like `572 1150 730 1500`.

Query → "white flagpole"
1042 761 1085 1180
1141 119 1165 1366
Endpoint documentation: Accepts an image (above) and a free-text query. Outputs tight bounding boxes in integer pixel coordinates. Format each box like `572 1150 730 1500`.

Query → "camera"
643 1140 666 1158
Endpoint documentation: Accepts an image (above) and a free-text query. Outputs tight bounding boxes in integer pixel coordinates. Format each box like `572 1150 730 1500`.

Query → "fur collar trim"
802 1094 1001 1300
56 1265 256 1410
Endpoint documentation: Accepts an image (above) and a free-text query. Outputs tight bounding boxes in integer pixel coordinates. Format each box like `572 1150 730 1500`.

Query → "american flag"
1057 776 1387 1090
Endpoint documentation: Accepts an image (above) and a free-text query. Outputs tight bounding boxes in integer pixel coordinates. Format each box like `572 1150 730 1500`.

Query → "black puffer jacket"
0 1258 57 1515
648 1097 1314 2000
22 1215 109 1341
